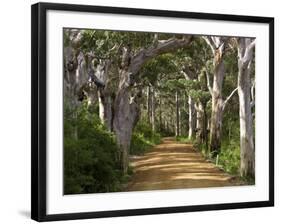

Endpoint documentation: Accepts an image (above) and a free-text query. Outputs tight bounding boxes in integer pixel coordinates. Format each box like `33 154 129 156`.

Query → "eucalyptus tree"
181 66 197 139
177 37 212 143
78 30 122 131
64 29 90 108
237 37 255 178
203 36 238 156
107 33 193 173
63 29 98 139
141 53 179 132
64 29 194 172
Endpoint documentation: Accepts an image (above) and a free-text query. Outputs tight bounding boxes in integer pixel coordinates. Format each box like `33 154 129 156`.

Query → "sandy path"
126 137 242 191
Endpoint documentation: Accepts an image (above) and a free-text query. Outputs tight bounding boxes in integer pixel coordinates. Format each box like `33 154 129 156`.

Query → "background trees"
63 29 256 194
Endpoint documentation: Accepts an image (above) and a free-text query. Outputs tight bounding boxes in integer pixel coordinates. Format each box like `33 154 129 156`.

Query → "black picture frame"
31 2 274 222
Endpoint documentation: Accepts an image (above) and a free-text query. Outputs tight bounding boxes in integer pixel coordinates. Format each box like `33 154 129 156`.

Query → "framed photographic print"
31 2 274 222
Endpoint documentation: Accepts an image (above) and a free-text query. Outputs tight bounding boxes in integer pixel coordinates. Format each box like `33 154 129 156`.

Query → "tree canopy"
63 28 255 194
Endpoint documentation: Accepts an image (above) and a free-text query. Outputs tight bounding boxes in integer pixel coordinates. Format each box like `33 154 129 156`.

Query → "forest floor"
125 137 244 191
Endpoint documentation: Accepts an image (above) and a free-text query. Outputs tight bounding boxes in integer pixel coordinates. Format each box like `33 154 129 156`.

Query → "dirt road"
126 137 242 191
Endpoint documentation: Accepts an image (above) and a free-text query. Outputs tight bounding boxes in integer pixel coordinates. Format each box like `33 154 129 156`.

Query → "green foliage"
194 122 241 176
216 114 241 175
64 102 123 194
175 136 193 144
80 30 116 58
130 121 161 155
218 139 241 174
141 54 178 85
63 27 255 185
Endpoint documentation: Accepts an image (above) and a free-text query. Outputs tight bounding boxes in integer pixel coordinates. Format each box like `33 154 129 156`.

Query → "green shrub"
64 102 122 194
217 139 240 174
176 136 193 144
130 121 161 155
190 133 241 176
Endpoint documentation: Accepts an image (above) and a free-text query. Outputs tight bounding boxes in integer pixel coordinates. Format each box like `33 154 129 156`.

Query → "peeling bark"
113 85 141 173
63 31 89 140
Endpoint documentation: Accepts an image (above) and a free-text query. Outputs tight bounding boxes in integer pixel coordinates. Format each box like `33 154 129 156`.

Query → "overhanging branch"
129 36 193 76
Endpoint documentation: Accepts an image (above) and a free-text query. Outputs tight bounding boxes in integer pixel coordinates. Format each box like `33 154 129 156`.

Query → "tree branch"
181 68 196 80
242 39 255 64
181 71 190 80
222 87 238 110
205 70 213 95
238 38 255 64
194 102 199 111
203 36 216 53
129 36 193 75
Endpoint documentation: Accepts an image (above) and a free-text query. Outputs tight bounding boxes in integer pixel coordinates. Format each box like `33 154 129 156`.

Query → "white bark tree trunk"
98 91 105 122
196 102 205 144
203 37 228 156
147 86 152 124
151 86 156 132
98 90 113 131
92 60 114 131
188 96 196 139
175 91 180 136
159 96 162 132
181 69 196 139
237 38 255 178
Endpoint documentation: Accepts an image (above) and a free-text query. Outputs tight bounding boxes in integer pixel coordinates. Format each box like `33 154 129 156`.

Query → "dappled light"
63 28 255 194
126 138 243 191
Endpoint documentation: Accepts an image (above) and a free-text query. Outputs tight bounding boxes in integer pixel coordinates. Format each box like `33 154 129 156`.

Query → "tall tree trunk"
237 38 255 178
147 86 152 124
151 86 156 132
209 61 224 155
159 96 162 132
196 102 205 144
181 67 197 139
179 108 181 136
64 35 88 140
188 96 196 139
98 91 105 123
98 90 113 131
175 91 180 136
203 37 228 156
113 86 140 174
89 59 114 131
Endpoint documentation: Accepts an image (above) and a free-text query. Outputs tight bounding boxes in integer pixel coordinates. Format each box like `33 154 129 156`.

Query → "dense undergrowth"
64 102 123 194
64 102 162 194
176 127 243 179
130 121 161 155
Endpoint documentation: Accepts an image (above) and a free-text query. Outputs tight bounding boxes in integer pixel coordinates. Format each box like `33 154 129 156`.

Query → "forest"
63 28 255 194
